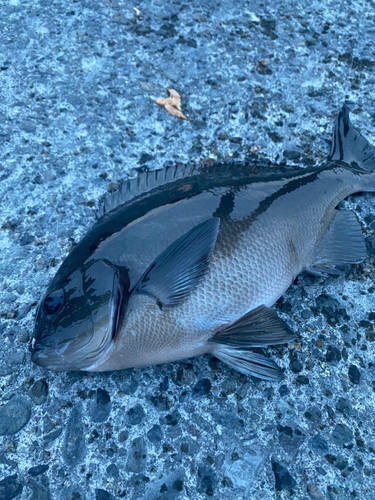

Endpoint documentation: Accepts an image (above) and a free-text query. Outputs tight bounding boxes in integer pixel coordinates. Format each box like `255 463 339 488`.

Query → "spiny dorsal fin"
96 163 199 219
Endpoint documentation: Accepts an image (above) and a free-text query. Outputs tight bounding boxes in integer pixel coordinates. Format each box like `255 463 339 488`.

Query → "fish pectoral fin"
212 346 283 381
309 209 366 275
210 305 296 348
133 218 220 309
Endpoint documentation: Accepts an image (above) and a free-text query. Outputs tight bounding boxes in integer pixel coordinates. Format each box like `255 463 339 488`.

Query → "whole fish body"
31 106 375 380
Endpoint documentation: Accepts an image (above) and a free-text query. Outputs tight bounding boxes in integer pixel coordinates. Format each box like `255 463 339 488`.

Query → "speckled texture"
0 0 375 498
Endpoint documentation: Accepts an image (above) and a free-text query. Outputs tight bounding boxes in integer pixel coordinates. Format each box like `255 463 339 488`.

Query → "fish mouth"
29 337 79 370
30 344 53 368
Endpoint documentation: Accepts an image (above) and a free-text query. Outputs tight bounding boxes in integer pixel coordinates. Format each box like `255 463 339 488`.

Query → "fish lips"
30 343 70 370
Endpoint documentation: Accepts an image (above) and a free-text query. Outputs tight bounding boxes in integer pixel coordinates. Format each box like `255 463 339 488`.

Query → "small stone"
0 397 31 435
62 403 86 466
307 483 325 500
279 384 290 397
139 153 154 165
147 424 163 444
325 346 342 363
118 430 129 443
159 376 169 391
91 388 111 422
27 477 51 500
193 378 211 396
301 309 312 319
348 364 360 384
0 475 23 499
18 331 30 343
126 404 146 425
197 465 215 496
106 464 119 479
43 428 62 446
159 411 179 426
295 375 309 385
223 448 266 489
283 150 301 161
271 458 296 491
315 294 348 324
20 120 36 133
30 379 49 405
331 424 353 445
308 434 329 455
336 397 352 417
19 233 34 246
173 479 184 491
28 464 49 477
95 489 115 500
229 137 242 144
277 425 305 454
126 438 147 473
289 360 303 373
304 407 322 424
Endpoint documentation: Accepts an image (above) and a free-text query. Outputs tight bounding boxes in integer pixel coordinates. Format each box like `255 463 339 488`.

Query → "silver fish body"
31 106 375 380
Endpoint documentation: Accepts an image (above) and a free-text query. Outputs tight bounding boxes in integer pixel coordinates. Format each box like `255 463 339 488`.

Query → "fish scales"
96 167 362 370
31 106 375 380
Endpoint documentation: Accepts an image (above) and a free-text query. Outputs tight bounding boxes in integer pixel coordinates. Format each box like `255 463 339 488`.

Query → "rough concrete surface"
0 0 375 498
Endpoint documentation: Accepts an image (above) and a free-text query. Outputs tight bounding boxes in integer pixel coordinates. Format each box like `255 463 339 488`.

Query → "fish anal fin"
210 305 296 348
213 347 283 381
305 266 344 277
133 218 220 309
310 209 366 274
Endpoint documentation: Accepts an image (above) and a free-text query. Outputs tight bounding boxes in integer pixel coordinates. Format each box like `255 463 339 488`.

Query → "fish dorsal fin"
329 105 375 171
96 164 199 218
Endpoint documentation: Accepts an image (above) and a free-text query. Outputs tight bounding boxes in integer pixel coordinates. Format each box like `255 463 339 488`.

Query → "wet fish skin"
31 106 375 380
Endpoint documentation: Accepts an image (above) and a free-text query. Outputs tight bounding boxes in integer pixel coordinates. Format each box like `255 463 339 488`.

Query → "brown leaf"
164 103 188 120
155 89 188 120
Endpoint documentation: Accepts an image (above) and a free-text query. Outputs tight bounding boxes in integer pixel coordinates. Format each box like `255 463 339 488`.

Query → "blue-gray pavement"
0 0 375 498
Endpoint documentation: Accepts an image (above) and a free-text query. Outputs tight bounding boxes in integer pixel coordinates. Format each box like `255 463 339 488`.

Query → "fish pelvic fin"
133 218 220 309
329 104 375 171
308 209 366 275
213 347 284 381
209 305 296 381
210 305 296 348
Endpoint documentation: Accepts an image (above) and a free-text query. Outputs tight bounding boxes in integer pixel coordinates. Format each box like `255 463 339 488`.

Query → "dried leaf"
155 89 188 120
164 103 188 120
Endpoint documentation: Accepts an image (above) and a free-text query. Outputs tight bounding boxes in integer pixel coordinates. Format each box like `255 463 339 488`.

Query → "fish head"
31 259 127 371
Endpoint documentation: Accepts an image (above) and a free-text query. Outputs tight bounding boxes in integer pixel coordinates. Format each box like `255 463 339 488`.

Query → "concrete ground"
0 0 374 498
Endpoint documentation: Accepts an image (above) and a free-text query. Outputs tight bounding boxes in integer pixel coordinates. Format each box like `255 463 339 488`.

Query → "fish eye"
44 289 64 315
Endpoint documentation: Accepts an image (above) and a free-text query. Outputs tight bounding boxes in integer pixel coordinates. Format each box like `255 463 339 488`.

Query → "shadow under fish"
30 105 375 381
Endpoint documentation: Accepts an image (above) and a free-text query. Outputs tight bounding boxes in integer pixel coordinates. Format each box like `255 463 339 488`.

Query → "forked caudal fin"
329 105 375 171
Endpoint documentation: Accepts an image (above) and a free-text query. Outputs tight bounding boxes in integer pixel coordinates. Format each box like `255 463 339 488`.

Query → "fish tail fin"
329 104 375 171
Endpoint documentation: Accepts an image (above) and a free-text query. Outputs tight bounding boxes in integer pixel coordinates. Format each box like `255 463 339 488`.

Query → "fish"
30 106 375 380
